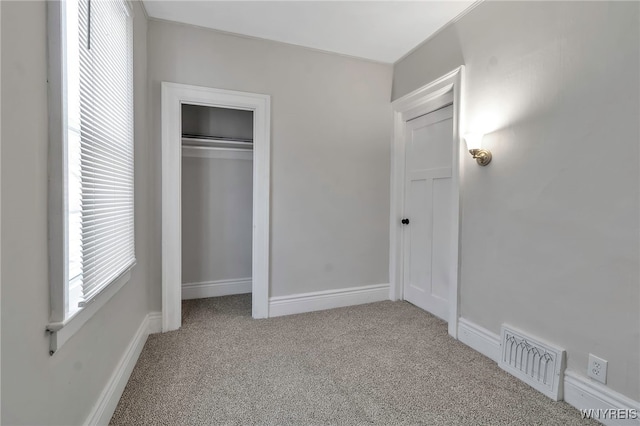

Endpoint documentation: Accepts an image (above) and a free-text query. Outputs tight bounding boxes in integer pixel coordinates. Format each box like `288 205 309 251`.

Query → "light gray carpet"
111 295 594 425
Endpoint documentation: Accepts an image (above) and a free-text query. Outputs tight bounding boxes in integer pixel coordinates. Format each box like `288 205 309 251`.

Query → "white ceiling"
142 1 476 63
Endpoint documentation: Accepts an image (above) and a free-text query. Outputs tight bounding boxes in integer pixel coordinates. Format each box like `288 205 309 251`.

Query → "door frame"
161 82 271 331
389 66 464 338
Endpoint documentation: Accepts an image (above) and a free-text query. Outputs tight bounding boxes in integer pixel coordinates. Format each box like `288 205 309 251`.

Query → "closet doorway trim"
161 82 271 331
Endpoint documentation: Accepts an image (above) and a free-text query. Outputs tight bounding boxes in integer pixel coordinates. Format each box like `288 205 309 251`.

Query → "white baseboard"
456 318 640 424
457 317 501 363
564 371 640 426
84 312 157 426
147 311 162 334
181 277 252 300
269 283 390 318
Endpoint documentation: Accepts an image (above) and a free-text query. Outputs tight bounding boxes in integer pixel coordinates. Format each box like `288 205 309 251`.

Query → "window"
47 0 135 352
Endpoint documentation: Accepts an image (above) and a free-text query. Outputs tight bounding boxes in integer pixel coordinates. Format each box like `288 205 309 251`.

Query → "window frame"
46 0 136 355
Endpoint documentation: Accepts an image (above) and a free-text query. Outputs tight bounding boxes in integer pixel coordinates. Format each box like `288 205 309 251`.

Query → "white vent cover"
499 325 565 401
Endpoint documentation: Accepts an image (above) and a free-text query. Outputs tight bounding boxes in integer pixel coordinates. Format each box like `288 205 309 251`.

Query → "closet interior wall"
181 104 254 299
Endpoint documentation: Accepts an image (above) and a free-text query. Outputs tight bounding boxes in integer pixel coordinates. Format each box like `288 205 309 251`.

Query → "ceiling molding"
147 16 393 66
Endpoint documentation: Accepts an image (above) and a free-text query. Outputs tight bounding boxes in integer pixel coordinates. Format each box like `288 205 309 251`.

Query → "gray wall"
148 19 393 301
0 1 151 424
182 156 253 284
393 1 639 400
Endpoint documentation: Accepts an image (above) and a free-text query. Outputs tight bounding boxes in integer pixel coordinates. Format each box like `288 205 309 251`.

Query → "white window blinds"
68 0 135 309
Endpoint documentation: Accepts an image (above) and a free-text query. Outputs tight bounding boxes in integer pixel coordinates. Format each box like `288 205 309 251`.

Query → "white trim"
46 0 69 327
182 278 252 300
182 145 253 161
564 371 640 426
161 82 271 331
269 284 390 318
456 318 640 422
84 312 156 426
457 317 500 363
47 270 132 354
147 311 163 335
389 66 464 338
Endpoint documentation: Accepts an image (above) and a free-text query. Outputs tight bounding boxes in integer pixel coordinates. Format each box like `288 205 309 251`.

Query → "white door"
402 105 454 321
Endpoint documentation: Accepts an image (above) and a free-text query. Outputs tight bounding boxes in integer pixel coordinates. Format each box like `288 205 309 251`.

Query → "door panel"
403 105 454 321
406 177 432 295
431 176 453 302
406 113 453 172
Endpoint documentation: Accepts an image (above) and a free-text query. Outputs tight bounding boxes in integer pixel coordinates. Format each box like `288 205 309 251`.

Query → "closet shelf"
182 134 253 149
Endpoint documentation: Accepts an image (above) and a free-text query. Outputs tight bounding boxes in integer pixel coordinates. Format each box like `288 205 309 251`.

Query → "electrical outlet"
587 353 608 384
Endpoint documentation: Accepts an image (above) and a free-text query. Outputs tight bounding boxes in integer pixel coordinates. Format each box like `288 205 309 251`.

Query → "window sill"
46 264 135 355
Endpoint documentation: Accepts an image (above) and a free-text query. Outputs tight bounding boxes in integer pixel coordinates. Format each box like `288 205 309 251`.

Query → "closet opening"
161 83 270 331
181 104 254 305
